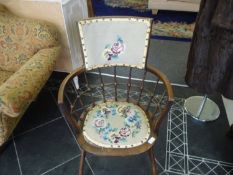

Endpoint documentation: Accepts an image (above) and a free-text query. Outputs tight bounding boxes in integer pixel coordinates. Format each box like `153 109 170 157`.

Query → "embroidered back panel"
78 17 152 70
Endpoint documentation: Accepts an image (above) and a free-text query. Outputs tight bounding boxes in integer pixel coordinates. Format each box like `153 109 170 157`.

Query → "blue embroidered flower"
96 110 105 118
111 108 117 116
106 103 118 116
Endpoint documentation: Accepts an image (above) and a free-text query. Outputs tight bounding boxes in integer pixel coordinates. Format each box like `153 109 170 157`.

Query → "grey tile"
148 39 190 85
172 86 233 163
187 110 233 163
0 141 21 175
165 171 182 175
14 118 80 175
172 85 200 99
14 90 61 135
47 71 68 90
87 153 152 175
153 116 169 170
43 156 93 175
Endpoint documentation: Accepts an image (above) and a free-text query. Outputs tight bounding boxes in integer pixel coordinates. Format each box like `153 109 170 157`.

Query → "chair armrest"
0 46 60 118
58 66 85 134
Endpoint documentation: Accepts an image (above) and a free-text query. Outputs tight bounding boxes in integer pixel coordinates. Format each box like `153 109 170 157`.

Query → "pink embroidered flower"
119 127 131 137
103 36 125 61
111 42 124 55
93 118 106 128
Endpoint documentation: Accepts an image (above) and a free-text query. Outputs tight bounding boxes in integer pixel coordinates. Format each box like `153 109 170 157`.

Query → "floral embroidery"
91 102 143 145
84 102 151 148
93 118 106 128
103 35 125 61
119 127 131 137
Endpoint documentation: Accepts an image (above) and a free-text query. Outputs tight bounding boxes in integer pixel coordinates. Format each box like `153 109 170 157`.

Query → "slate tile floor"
0 140 21 175
1 72 233 175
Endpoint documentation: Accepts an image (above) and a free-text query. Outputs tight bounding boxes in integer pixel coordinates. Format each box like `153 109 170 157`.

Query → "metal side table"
184 95 220 122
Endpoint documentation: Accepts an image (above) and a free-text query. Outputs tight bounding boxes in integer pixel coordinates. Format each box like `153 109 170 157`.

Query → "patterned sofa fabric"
0 47 60 117
0 5 60 72
0 70 14 85
0 5 61 146
0 47 60 146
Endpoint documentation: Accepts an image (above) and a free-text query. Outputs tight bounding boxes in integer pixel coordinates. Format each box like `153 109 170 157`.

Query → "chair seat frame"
58 64 174 175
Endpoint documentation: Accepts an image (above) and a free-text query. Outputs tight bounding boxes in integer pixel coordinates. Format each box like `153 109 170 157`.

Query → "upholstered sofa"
0 5 60 148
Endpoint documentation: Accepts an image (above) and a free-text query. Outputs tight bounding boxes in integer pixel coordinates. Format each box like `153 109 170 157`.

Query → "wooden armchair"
58 17 174 175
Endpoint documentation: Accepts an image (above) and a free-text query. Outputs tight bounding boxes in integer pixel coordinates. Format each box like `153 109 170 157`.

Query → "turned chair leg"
79 150 86 175
148 148 157 175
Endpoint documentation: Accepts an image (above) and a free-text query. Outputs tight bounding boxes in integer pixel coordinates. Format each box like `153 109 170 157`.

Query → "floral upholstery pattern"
0 5 60 146
0 47 60 145
0 47 60 117
0 6 59 72
0 70 14 86
83 101 150 148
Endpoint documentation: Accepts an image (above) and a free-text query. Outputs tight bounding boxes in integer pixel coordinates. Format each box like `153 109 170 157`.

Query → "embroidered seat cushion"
83 101 150 148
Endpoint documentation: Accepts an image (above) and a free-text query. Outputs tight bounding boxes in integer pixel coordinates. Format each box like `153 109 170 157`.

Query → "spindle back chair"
58 16 174 175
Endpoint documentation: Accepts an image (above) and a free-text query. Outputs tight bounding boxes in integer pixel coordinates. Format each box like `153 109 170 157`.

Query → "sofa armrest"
0 46 60 118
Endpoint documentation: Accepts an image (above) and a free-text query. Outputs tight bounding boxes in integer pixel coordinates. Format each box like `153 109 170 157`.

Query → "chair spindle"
64 91 72 113
153 90 166 117
114 66 118 101
98 68 106 102
126 67 132 102
84 71 95 106
146 78 159 112
137 70 147 105
71 81 85 112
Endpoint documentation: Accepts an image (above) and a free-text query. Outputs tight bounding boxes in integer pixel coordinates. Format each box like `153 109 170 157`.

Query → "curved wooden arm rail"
58 65 174 175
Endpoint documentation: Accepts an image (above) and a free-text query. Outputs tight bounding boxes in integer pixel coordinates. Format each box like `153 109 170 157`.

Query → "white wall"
61 0 88 70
